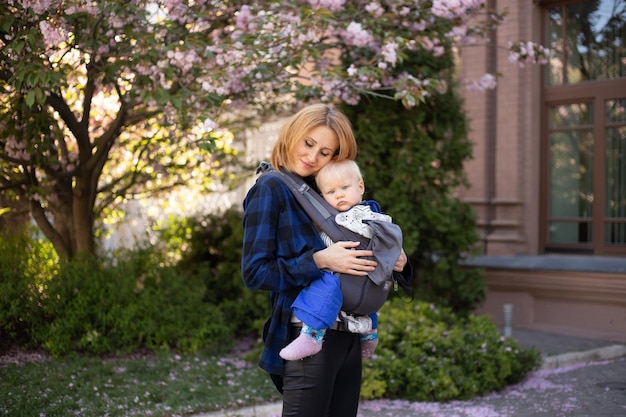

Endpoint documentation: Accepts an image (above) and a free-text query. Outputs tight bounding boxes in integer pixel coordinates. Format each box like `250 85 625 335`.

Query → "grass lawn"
0 341 280 417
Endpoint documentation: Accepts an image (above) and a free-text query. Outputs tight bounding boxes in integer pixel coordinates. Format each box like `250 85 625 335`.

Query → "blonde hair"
270 103 357 170
315 159 364 190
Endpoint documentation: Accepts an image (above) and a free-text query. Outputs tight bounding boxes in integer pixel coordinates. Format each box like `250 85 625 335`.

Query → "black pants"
282 325 362 417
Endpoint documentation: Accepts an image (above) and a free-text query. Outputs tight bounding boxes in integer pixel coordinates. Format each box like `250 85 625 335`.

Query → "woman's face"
291 126 339 177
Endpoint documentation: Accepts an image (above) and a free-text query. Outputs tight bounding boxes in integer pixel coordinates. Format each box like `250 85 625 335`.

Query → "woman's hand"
393 249 407 272
313 241 376 275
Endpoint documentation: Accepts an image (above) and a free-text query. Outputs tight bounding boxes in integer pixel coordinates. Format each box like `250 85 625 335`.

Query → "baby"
279 159 402 361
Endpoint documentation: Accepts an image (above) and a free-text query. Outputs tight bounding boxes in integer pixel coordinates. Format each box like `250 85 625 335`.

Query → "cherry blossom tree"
0 0 548 261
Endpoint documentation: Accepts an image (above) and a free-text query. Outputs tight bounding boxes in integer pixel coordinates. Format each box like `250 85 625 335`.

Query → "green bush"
40 251 232 357
0 210 266 358
159 209 270 337
0 226 58 350
361 298 541 401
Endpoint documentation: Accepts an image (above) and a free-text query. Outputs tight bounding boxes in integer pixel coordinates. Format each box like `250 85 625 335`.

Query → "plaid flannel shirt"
242 173 327 376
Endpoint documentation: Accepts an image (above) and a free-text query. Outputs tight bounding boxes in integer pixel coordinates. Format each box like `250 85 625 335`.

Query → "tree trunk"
71 176 96 258
29 175 97 262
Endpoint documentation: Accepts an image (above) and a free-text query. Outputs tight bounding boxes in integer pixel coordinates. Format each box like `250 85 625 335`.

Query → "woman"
241 103 409 417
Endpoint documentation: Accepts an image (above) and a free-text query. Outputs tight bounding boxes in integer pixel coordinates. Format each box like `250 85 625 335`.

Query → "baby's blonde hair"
315 159 364 190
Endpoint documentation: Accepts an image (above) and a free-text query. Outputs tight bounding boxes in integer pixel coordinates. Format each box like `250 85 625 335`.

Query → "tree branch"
46 92 82 144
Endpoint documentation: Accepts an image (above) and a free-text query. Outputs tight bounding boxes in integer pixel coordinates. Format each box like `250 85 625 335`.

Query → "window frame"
539 0 626 255
541 78 626 255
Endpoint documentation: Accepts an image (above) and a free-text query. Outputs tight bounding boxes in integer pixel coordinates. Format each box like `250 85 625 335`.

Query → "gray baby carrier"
257 162 407 315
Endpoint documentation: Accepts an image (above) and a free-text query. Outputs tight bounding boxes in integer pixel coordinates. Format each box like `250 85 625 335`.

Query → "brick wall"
459 0 543 256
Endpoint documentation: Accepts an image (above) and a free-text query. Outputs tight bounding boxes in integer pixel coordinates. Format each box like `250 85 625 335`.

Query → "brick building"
459 0 626 342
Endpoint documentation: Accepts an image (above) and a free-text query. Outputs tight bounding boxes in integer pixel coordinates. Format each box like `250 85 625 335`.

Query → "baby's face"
319 176 364 211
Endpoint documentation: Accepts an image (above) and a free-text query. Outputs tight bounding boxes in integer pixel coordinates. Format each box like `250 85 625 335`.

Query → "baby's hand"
393 249 407 272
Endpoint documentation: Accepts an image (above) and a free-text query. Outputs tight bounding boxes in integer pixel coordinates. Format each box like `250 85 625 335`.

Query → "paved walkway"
197 329 626 417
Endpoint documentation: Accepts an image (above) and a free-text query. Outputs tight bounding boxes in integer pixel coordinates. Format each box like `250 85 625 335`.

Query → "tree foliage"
0 0 548 261
344 47 485 313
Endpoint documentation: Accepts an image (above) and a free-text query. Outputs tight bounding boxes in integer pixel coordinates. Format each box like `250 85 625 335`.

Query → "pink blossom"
343 22 374 47
432 0 486 19
308 0 346 12
465 73 498 92
65 3 98 17
365 2 384 18
39 21 65 49
19 0 50 15
507 41 550 67
235 5 256 32
202 118 217 132
381 41 398 65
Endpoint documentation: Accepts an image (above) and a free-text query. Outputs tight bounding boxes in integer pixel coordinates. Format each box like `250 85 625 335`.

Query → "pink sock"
360 330 378 359
280 326 325 360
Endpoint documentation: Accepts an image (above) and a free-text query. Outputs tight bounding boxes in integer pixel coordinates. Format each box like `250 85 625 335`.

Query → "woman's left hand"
393 249 407 272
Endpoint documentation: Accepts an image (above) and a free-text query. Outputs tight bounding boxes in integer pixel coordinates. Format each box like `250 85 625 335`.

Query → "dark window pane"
549 103 592 127
546 6 565 85
606 98 626 122
547 0 626 86
604 126 626 219
605 100 626 243
605 223 626 244
549 103 594 221
549 221 593 243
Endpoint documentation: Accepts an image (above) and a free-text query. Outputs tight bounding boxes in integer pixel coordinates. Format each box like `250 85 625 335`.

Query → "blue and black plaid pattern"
242 174 327 376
